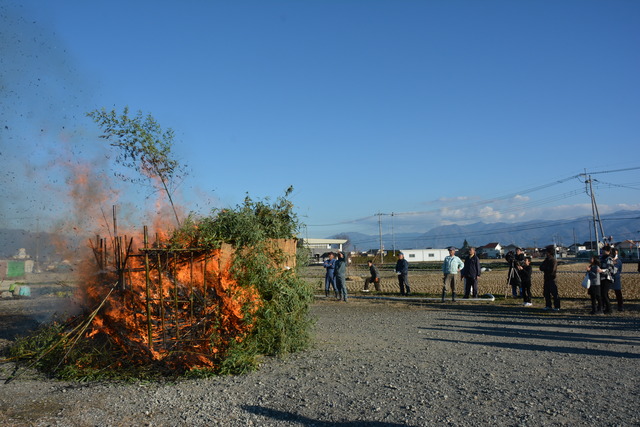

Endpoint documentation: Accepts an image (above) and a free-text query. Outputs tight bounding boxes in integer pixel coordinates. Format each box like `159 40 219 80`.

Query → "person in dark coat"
363 260 381 292
539 245 560 310
323 252 337 298
461 247 481 298
334 252 348 302
599 245 615 314
519 256 533 306
395 253 411 296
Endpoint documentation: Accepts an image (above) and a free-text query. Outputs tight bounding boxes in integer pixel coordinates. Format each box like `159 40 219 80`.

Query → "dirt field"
1 294 639 426
1 262 638 425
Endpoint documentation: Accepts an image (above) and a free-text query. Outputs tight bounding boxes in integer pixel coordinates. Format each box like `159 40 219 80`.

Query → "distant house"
300 238 348 263
502 244 520 254
479 242 503 259
364 249 387 258
400 248 450 262
615 240 639 259
568 243 586 254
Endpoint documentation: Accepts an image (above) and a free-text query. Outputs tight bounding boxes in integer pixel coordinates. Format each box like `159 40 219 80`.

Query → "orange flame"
80 237 261 372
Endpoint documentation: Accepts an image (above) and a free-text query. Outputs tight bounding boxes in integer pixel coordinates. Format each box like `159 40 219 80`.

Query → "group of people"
370 247 481 300
508 245 561 310
362 246 483 302
442 246 482 301
324 245 628 313
586 245 624 314
322 251 349 301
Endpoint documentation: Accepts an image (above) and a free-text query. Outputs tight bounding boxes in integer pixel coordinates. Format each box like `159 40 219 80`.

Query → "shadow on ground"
242 405 406 426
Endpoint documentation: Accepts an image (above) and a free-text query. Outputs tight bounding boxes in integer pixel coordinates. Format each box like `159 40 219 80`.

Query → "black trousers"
600 279 612 313
589 285 602 313
398 274 410 295
521 284 532 303
543 279 560 309
463 276 478 298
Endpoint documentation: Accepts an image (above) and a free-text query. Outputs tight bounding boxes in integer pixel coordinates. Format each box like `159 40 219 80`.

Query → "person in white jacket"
442 247 464 302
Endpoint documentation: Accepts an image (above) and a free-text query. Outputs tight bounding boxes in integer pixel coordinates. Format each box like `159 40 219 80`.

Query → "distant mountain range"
329 210 640 251
3 210 638 260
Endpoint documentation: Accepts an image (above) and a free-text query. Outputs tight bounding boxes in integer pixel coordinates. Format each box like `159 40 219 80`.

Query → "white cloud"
513 194 530 202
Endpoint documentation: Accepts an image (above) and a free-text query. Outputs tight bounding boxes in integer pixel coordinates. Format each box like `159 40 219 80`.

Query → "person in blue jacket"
323 252 337 298
395 253 411 296
334 252 348 302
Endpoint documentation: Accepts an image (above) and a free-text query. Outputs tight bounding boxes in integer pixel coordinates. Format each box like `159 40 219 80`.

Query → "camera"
505 250 524 268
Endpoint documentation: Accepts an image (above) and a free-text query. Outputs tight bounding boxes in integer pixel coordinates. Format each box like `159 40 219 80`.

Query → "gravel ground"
1 297 639 426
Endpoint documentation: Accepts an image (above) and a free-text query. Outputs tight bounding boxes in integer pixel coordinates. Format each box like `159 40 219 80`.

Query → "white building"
400 248 450 262
300 238 348 263
479 242 503 259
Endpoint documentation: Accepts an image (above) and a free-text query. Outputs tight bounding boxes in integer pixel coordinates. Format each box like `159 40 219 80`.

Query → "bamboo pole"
56 281 120 369
6 281 120 384
157 251 166 347
189 251 195 328
203 255 207 337
143 226 153 351
173 252 180 340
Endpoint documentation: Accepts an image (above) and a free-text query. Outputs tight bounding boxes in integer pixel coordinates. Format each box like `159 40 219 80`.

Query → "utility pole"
377 212 384 264
391 212 396 256
584 173 605 250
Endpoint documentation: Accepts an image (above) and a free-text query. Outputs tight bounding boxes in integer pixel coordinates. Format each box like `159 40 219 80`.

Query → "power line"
305 167 640 231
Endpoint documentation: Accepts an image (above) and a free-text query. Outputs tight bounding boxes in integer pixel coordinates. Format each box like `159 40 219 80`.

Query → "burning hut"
6 196 312 380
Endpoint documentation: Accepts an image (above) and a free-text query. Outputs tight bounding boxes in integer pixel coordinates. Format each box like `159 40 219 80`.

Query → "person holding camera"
506 247 525 297
442 247 464 302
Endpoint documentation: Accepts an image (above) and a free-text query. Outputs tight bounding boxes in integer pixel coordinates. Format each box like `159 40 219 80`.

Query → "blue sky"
1 0 639 241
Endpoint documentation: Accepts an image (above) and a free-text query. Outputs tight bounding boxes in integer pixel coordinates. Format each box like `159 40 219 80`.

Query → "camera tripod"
504 263 521 298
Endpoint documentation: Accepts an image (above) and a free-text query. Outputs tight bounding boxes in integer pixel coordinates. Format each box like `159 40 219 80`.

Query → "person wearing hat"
442 247 464 302
539 245 560 311
395 252 411 296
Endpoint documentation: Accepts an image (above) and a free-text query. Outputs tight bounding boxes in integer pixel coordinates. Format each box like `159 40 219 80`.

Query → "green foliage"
4 321 162 381
172 189 313 371
87 106 186 225
6 189 313 381
231 243 314 359
170 188 299 248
